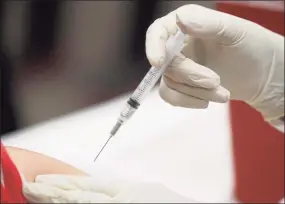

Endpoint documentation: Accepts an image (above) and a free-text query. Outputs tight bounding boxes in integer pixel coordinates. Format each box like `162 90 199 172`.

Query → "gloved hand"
22 175 115 203
23 174 195 203
146 4 284 122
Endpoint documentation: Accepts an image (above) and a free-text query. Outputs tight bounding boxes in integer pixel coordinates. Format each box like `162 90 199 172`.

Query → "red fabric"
216 1 285 203
1 141 26 203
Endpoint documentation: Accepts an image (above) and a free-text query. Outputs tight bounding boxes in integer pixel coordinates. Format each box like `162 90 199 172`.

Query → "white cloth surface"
2 89 234 202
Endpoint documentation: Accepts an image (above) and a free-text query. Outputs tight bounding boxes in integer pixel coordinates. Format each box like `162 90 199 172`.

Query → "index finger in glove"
145 11 179 67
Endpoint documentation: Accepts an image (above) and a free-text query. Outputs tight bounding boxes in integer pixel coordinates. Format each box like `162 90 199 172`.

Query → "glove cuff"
249 33 284 123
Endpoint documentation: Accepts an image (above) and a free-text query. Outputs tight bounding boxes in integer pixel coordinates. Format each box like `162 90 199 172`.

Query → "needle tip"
93 136 112 162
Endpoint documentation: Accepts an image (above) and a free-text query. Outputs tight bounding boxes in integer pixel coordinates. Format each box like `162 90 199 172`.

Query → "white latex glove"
22 175 115 203
23 174 196 203
146 4 284 123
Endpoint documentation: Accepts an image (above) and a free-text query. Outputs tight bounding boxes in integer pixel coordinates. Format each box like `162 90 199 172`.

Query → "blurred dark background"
1 1 214 136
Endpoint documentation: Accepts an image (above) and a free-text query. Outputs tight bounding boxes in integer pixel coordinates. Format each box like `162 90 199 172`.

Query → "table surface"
2 89 234 202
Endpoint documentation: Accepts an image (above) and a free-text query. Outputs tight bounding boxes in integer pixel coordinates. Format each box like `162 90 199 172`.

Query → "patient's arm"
6 146 88 182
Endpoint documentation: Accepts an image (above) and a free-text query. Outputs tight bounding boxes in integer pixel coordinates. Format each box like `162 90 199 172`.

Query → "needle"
93 29 186 163
93 121 122 162
93 135 112 162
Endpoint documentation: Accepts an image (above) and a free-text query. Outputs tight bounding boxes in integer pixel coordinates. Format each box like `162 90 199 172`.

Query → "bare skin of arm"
6 146 88 182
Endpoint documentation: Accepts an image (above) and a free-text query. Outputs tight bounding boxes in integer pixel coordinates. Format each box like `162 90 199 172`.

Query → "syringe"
94 29 187 162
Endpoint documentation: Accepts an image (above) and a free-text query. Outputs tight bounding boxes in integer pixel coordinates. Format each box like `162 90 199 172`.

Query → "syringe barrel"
130 30 186 103
130 58 172 103
116 30 186 128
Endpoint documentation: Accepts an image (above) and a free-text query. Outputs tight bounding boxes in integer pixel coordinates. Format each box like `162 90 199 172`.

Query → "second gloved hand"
23 174 195 203
146 4 284 122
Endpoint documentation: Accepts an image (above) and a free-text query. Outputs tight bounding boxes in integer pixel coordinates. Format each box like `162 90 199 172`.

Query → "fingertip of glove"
222 88 231 103
215 86 231 103
146 48 166 68
146 57 164 69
